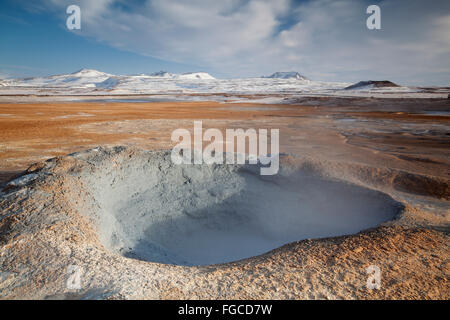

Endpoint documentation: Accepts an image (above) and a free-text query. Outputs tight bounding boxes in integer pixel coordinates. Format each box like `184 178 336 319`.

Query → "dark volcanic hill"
345 80 400 90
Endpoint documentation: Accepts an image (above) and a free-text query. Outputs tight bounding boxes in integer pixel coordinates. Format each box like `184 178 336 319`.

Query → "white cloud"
38 0 450 84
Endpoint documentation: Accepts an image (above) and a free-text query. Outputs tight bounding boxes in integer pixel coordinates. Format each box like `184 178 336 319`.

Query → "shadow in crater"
119 172 404 266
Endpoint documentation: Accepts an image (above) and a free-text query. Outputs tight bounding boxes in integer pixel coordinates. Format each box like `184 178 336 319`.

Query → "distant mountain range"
5 69 218 89
1 69 430 97
7 70 406 88
6 69 319 90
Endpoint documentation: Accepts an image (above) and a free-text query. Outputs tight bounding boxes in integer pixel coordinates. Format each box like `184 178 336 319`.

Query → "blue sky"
1 0 449 85
0 0 208 78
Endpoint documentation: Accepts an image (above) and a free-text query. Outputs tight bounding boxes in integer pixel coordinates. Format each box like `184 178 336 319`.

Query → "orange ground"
0 101 449 184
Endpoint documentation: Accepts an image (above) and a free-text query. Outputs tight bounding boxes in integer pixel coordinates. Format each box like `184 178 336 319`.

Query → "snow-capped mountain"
0 68 348 95
2 68 430 98
263 72 309 80
11 69 112 88
69 69 111 78
148 71 215 80
4 69 217 90
178 72 215 80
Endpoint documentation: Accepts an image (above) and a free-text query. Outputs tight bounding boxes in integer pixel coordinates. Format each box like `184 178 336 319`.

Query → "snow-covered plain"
0 69 447 101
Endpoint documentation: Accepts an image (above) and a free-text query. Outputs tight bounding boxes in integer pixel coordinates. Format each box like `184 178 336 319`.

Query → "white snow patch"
177 72 215 80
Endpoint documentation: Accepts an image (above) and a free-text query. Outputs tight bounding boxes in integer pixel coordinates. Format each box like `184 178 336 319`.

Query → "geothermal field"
0 71 449 299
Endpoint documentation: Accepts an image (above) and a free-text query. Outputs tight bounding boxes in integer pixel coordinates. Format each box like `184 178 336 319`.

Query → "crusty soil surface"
0 98 448 299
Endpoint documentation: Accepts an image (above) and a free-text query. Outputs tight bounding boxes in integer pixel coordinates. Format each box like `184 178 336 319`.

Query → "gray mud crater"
74 149 401 266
